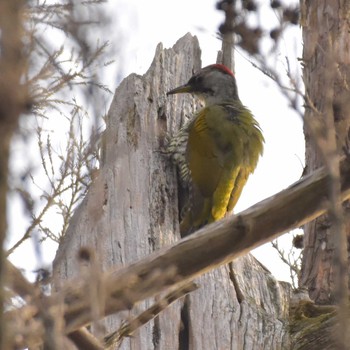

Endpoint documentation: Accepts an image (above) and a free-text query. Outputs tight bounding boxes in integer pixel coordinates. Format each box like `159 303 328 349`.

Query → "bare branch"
272 237 302 289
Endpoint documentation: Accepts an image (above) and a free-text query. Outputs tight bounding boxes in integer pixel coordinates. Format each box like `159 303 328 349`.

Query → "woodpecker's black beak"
167 84 193 96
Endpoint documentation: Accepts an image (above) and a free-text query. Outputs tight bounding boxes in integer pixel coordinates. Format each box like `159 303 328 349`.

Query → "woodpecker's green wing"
225 105 264 213
186 103 263 227
187 104 243 223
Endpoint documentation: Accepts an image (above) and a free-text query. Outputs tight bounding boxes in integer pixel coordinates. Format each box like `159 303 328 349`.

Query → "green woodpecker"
167 64 264 235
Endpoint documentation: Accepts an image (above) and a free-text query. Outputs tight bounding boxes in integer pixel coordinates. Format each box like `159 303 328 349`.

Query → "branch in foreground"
64 156 350 330
5 260 105 350
7 156 350 347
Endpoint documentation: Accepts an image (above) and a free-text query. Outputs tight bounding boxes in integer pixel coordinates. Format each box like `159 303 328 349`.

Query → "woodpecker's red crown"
206 64 234 77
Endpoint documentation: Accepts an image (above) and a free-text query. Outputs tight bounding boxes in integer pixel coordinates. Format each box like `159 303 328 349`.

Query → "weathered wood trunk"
53 34 290 349
287 1 350 349
300 0 350 304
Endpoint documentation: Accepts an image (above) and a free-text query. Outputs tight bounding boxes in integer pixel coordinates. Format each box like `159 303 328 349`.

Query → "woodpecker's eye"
188 74 213 95
188 75 203 87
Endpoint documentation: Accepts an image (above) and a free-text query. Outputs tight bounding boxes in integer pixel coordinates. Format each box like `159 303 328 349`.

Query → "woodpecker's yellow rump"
167 64 264 235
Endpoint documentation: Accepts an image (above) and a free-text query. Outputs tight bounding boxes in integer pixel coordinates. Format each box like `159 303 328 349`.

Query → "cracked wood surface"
52 33 293 349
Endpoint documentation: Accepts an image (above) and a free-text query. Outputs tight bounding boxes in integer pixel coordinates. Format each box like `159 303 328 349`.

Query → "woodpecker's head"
167 64 239 105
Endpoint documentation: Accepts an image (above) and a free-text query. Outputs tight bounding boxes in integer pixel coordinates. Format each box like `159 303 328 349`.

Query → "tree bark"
300 0 350 305
53 34 291 349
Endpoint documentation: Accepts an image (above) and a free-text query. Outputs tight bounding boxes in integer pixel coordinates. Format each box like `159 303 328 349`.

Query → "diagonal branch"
63 156 350 330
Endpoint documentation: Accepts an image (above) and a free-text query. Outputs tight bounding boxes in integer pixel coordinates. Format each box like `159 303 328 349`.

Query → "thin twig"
104 282 198 349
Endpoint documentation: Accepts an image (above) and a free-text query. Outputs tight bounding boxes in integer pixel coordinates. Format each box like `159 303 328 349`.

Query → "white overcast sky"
8 0 303 283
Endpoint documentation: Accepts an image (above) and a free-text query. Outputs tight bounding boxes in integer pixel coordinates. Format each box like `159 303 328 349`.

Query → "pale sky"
8 0 303 283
